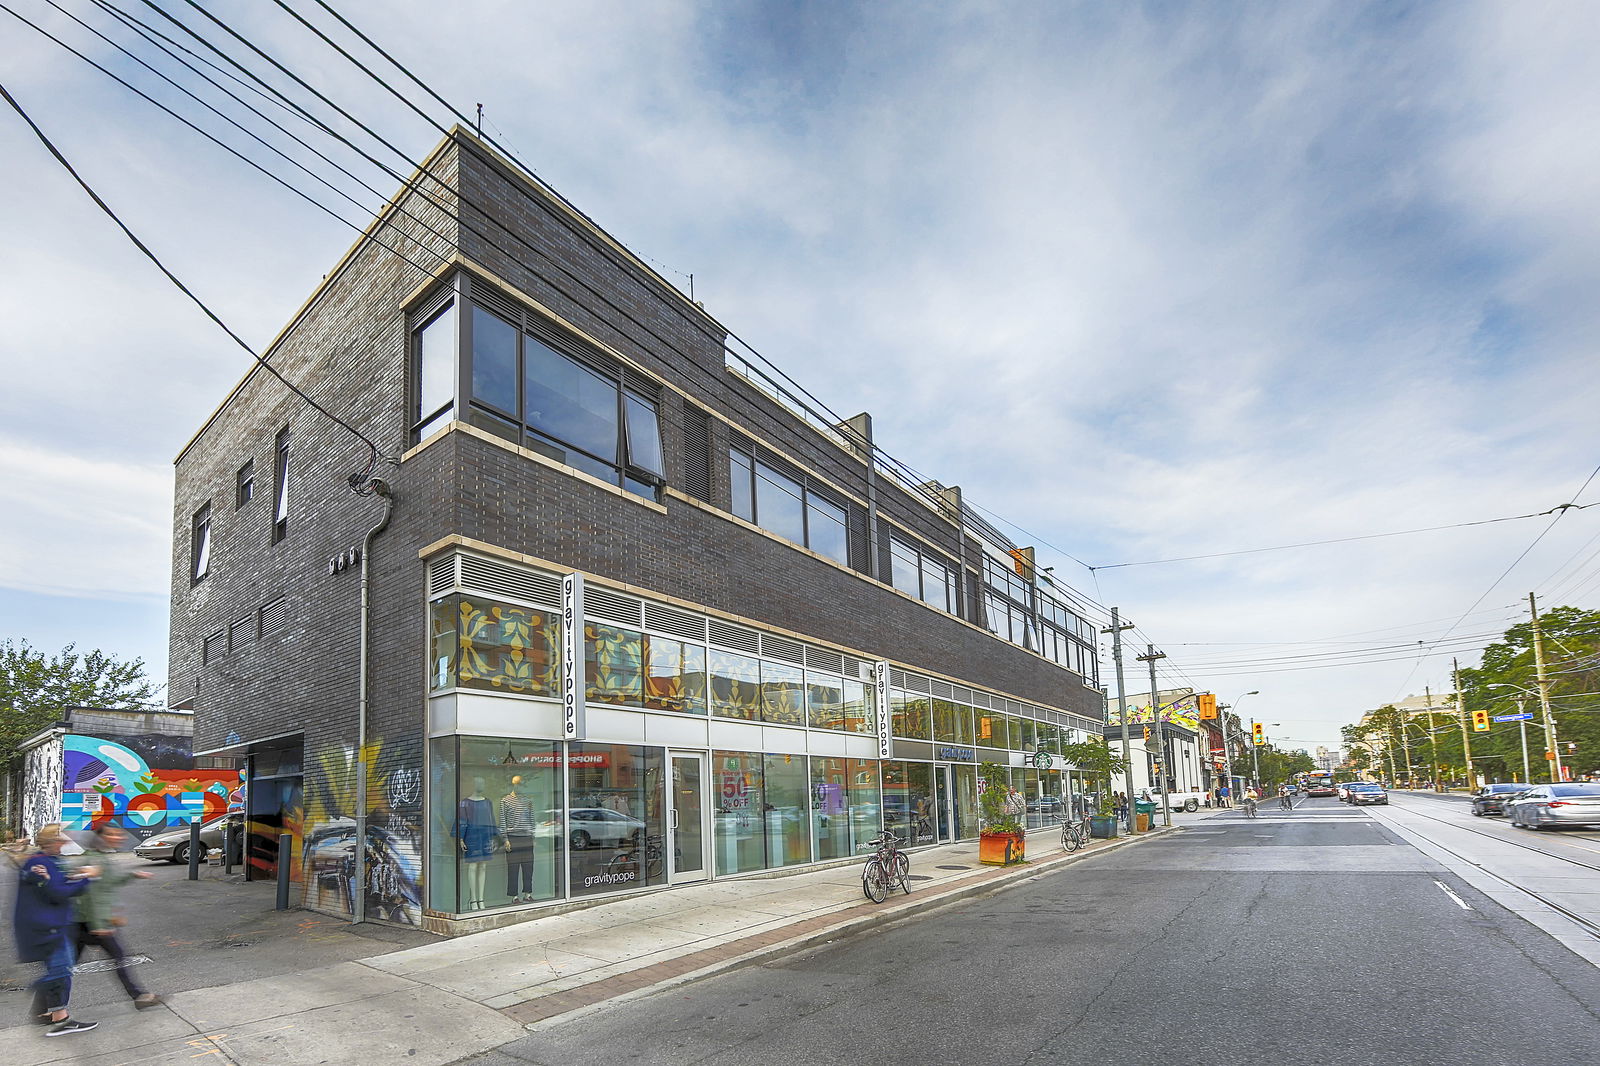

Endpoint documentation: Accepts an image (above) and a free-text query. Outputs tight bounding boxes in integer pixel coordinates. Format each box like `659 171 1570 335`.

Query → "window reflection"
642 636 706 714
710 651 762 720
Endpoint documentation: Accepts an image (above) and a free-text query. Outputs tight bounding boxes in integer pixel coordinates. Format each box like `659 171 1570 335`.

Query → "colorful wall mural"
299 736 422 925
58 733 241 842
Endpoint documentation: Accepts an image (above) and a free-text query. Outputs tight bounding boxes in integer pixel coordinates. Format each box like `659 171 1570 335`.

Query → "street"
483 795 1600 1066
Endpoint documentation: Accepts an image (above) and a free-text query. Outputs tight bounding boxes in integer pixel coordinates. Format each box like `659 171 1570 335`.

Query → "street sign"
1492 713 1534 722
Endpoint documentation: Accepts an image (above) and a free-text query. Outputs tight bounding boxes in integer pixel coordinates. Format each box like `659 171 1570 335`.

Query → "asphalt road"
479 797 1600 1066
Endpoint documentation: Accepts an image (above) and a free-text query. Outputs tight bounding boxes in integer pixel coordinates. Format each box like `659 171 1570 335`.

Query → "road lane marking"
1435 879 1474 910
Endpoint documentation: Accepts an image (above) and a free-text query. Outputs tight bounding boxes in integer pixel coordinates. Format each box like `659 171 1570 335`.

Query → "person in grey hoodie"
72 824 161 1011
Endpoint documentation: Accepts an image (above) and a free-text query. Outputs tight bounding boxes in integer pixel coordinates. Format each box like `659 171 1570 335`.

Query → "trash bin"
1134 799 1156 832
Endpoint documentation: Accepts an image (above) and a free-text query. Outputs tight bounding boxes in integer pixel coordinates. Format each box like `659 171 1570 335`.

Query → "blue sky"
2 1 1598 750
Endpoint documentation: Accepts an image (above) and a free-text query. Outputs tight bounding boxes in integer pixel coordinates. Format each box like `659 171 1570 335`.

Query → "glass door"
668 751 709 884
935 764 956 843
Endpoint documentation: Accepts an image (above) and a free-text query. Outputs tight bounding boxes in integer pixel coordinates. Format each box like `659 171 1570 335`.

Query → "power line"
0 74 387 472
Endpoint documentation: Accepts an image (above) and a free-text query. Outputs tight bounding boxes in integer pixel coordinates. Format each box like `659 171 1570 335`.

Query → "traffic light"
1198 693 1218 720
1252 722 1265 746
1143 725 1151 742
1471 709 1490 732
1151 762 1163 775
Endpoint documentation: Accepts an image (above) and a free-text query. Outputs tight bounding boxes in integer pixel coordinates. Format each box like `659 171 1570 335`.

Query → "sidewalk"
1 819 1184 1065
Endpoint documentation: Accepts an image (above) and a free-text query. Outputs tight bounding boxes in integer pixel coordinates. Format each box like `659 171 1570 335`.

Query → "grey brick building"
171 129 1105 931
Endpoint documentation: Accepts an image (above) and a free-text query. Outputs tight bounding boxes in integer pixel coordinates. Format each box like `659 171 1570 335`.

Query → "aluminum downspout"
353 479 394 924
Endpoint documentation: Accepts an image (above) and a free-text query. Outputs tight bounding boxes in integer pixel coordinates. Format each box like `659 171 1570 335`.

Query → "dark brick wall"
170 131 1102 922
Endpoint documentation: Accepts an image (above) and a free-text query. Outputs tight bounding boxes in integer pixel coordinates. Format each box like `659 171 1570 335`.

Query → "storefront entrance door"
667 752 709 884
935 764 956 843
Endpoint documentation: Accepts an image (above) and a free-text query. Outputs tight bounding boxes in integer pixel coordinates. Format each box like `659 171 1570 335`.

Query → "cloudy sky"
3 0 1598 751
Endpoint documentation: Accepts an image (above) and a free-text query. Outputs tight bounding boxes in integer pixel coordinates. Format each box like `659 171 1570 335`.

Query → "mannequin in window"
501 775 537 903
456 776 503 910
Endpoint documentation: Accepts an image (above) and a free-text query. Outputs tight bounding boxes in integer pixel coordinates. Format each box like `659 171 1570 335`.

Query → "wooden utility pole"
1530 593 1564 783
1454 658 1476 790
1104 608 1136 825
1137 645 1171 826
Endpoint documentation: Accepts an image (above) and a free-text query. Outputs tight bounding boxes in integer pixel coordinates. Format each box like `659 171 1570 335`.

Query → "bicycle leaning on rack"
861 831 911 903
1060 814 1088 852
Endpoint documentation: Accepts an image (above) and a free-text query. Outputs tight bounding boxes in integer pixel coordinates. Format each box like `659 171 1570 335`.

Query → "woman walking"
12 824 101 1036
73 824 162 1011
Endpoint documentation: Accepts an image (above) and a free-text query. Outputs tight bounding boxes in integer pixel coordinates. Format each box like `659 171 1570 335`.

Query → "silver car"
1507 784 1600 830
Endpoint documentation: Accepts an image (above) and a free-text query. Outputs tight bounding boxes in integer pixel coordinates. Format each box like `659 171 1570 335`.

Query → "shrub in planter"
977 762 1026 865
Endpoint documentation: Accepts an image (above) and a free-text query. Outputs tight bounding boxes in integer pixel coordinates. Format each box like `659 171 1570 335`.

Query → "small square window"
236 459 255 508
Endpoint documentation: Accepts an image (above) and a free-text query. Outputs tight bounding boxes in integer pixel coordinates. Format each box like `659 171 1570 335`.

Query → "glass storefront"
567 743 665 897
714 750 765 874
811 757 880 861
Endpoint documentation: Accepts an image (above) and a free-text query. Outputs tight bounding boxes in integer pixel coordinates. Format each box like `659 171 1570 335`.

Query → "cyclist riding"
1278 784 1293 811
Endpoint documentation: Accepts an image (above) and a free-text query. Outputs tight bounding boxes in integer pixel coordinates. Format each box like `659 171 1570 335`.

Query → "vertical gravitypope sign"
873 660 891 759
562 572 586 741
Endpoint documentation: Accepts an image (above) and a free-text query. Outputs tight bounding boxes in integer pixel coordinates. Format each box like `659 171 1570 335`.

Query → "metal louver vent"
642 602 706 641
469 277 522 325
458 555 561 608
842 655 869 679
681 405 713 502
889 669 907 688
427 555 458 597
413 283 454 324
708 619 759 654
804 647 843 674
904 674 931 694
258 596 288 640
972 692 993 709
955 686 973 705
931 680 954 699
585 586 643 627
761 635 804 664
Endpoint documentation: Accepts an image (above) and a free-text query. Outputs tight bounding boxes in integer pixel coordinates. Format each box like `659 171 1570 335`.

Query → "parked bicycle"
861 831 910 903
1060 815 1087 853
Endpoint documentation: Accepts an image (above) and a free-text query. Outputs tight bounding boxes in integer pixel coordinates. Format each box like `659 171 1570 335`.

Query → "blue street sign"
1492 713 1534 722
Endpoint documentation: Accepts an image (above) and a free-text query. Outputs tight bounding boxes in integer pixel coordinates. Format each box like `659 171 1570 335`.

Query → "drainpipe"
353 478 394 925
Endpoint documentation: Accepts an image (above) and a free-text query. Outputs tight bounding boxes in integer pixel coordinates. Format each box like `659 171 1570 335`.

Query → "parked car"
556 808 647 849
133 813 241 864
1336 781 1365 801
1470 783 1532 817
1344 783 1389 806
1507 784 1600 830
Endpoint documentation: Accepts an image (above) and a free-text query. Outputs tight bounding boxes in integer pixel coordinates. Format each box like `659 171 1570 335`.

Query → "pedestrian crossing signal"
1198 693 1218 720
1471 709 1490 732
1252 722 1265 745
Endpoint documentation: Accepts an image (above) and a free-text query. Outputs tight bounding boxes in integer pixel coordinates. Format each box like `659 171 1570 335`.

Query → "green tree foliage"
1459 605 1600 783
1059 738 1131 816
0 639 161 772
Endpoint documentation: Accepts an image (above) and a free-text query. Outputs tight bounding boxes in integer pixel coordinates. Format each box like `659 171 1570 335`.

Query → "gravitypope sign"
562 572 586 740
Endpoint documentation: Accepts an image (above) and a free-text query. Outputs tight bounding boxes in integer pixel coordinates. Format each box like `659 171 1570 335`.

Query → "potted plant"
1060 738 1131 839
977 762 1026 865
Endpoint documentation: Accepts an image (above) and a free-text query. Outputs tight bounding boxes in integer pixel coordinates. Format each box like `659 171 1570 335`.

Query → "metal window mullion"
453 273 472 429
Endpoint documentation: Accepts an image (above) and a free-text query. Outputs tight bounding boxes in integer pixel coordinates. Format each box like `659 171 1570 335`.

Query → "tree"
0 639 161 772
1060 738 1131 816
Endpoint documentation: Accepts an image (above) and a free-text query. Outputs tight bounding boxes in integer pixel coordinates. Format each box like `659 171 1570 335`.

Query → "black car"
1470 783 1532 817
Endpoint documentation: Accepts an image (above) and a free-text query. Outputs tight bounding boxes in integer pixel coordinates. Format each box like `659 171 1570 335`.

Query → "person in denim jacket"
12 824 101 1036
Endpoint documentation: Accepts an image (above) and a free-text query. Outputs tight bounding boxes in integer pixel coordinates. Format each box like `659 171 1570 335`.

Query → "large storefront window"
567 743 664 897
430 595 560 696
428 736 565 914
892 692 931 740
763 754 812 867
882 761 934 846
807 673 872 733
586 624 644 705
643 636 706 714
952 764 979 838
710 651 762 720
761 662 805 726
714 751 765 874
811 758 880 861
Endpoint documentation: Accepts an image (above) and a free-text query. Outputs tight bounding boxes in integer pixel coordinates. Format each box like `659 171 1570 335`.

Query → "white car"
550 808 647 850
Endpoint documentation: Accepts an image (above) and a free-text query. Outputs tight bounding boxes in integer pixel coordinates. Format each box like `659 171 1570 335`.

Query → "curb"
506 822 1179 1030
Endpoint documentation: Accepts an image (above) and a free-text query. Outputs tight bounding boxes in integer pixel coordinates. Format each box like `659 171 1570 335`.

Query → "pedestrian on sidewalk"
72 823 162 1012
1113 792 1129 829
12 823 101 1036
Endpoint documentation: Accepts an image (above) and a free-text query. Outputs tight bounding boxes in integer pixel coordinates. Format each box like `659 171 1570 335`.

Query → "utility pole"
1398 711 1413 789
1530 593 1564 783
1454 657 1476 791
1423 686 1442 791
1138 645 1172 827
1516 698 1532 783
1104 609 1135 829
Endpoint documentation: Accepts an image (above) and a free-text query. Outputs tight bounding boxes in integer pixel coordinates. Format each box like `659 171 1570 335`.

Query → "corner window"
191 502 212 584
413 300 457 440
272 427 291 543
235 460 254 508
728 447 850 565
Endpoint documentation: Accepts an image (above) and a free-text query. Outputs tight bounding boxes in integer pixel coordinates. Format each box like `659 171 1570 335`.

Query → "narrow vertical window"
235 459 254 508
415 301 457 441
191 502 212 585
272 427 290 543
729 448 754 521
